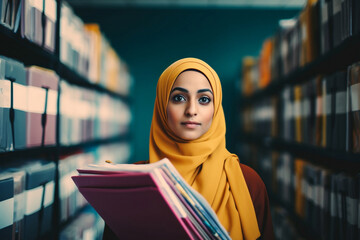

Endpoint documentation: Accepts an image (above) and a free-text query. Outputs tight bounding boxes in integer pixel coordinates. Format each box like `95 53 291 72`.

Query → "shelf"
0 133 130 160
241 34 360 106
0 25 129 102
0 25 58 69
58 204 89 232
270 194 320 240
58 133 131 155
0 145 58 160
58 63 129 102
240 133 360 172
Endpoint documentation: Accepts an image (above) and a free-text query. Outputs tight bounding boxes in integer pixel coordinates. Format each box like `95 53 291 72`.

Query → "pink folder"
26 66 58 147
72 172 199 240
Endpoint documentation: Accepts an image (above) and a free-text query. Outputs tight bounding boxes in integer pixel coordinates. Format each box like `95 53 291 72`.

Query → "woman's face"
167 70 214 140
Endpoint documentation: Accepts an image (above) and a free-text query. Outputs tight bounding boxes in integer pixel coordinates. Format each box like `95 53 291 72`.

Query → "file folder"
59 153 88 223
21 0 43 46
0 56 27 151
43 0 56 52
354 0 360 35
59 206 105 240
20 0 56 51
4 56 27 150
60 81 83 145
319 0 332 54
331 0 342 47
289 86 296 141
0 173 14 240
73 172 197 240
345 175 358 240
324 74 336 148
319 168 331 240
308 78 317 145
0 57 12 152
315 76 323 146
26 66 58 147
59 1 72 67
22 161 55 240
331 71 347 151
0 0 22 31
0 168 26 240
349 62 360 153
295 159 306 218
294 85 303 142
282 87 292 141
329 173 340 240
8 169 26 240
59 80 72 145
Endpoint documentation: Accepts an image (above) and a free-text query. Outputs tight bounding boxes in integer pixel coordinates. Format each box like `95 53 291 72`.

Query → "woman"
104 58 274 239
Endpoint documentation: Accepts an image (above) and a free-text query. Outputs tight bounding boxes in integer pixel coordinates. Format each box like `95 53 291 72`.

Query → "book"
319 0 332 54
72 158 231 240
315 76 324 146
331 70 347 151
348 62 360 153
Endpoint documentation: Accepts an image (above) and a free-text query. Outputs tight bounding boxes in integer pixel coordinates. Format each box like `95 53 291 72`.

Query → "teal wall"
74 7 299 162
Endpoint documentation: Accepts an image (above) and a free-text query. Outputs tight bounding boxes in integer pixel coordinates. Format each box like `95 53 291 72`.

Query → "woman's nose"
185 99 197 117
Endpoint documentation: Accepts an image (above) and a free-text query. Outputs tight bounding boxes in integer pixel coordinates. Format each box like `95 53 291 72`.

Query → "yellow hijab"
149 58 260 240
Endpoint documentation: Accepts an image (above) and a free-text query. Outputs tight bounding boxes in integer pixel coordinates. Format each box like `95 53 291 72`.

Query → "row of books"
60 80 131 146
240 144 360 240
241 0 360 96
60 2 132 95
271 207 302 240
0 56 59 151
320 0 360 51
0 55 132 152
242 61 360 153
0 160 56 240
0 0 132 95
59 206 104 240
0 0 57 52
0 142 131 240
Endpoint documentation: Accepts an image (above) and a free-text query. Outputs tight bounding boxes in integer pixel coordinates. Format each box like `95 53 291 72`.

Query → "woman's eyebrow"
170 87 213 95
170 87 188 93
198 89 213 95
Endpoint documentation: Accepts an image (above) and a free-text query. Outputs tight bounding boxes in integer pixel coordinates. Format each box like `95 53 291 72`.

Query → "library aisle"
0 0 359 239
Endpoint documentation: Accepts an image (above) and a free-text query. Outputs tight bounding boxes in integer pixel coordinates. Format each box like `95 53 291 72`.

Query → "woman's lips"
181 121 201 129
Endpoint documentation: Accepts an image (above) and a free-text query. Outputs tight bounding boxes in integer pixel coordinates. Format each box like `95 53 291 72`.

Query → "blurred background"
1 0 359 239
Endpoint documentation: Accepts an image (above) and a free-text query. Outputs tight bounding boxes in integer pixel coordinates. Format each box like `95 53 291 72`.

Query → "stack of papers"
72 158 230 240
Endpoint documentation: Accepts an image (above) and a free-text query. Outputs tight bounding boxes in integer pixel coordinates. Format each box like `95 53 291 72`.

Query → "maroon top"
103 162 275 240
239 163 275 240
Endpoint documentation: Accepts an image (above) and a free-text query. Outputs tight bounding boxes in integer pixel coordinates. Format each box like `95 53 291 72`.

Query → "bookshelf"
238 1 360 239
240 33 360 107
0 0 132 239
241 133 360 172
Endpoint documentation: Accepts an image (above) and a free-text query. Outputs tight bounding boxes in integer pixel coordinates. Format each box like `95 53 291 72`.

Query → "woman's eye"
199 96 211 104
172 95 186 102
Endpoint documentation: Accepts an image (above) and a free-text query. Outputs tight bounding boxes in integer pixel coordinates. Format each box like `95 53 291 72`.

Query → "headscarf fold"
149 58 260 239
